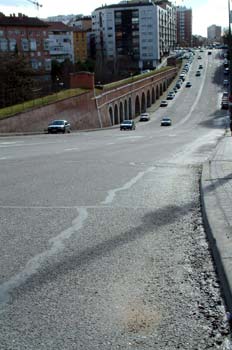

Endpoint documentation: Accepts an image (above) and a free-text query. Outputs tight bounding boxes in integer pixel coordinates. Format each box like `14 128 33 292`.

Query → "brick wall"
0 91 100 133
70 72 95 90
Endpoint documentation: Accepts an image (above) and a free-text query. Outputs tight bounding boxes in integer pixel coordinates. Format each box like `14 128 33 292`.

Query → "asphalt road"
0 50 231 349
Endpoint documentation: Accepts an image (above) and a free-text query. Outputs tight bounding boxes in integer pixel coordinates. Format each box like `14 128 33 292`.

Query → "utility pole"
228 0 232 120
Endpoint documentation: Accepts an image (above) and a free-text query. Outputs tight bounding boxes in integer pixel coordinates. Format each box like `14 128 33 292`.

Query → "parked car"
195 70 201 76
221 100 229 109
186 81 192 87
175 82 182 89
223 79 229 86
167 92 175 100
139 113 150 121
160 100 168 107
120 119 136 130
161 117 172 126
199 64 203 69
47 119 71 134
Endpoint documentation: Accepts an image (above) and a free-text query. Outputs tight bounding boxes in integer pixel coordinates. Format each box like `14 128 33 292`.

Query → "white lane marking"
0 157 8 160
0 142 19 145
64 148 79 151
102 166 155 205
0 207 88 305
0 141 62 148
178 59 208 126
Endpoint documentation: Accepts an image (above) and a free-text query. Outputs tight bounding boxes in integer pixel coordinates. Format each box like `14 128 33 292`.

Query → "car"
160 100 168 107
175 82 182 89
224 68 229 75
223 91 229 98
120 119 136 130
208 51 212 55
198 56 202 59
167 92 175 100
199 64 203 69
195 70 201 76
221 100 229 109
47 119 71 134
173 87 178 93
186 81 192 87
179 74 186 81
223 79 229 86
139 113 150 121
161 117 172 126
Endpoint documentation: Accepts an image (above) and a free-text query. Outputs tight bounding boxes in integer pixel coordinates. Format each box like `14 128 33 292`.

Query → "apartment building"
68 16 92 31
46 21 74 63
176 6 192 47
92 0 176 76
207 25 222 43
72 29 89 63
0 13 51 73
156 1 177 57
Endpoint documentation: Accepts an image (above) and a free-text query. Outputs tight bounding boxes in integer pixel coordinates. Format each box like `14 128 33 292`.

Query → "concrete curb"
201 157 232 312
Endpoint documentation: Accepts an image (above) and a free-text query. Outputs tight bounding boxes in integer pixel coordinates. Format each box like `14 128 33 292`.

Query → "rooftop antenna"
26 0 43 10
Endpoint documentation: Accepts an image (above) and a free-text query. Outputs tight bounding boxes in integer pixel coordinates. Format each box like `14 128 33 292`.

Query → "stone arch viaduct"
0 67 178 133
95 67 177 127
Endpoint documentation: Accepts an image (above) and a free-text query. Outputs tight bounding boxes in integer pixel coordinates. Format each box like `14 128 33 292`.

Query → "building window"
31 58 38 69
0 39 7 51
9 39 16 51
21 39 29 51
43 39 50 50
30 39 37 51
0 30 4 37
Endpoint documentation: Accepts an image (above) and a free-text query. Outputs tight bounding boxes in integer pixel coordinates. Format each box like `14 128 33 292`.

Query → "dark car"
221 99 229 109
120 119 136 130
47 119 71 134
161 117 172 126
195 70 201 76
166 92 175 100
186 81 192 87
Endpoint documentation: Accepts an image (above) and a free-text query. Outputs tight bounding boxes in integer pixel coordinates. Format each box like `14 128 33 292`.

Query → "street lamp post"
228 0 232 120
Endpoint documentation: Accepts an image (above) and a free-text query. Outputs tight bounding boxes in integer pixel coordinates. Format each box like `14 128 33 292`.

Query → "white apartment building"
207 25 222 43
46 22 74 63
92 0 176 73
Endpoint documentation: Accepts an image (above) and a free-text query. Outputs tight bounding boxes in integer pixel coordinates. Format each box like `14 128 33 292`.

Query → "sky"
0 0 229 37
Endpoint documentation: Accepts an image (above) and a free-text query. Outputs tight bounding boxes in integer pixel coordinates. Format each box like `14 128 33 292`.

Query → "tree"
0 53 35 108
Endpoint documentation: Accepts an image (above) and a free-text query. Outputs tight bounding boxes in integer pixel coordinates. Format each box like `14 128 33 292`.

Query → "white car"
139 113 150 121
161 117 172 126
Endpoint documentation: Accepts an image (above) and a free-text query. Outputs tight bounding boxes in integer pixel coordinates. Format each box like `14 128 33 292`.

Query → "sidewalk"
201 129 232 312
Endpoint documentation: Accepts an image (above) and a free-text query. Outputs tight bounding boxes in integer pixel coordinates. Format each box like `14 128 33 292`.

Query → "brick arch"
163 80 167 92
135 95 140 116
160 83 163 96
119 101 123 122
147 89 151 108
109 105 113 125
141 92 146 113
128 97 132 119
124 99 128 119
152 87 155 104
114 104 119 125
156 85 159 99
